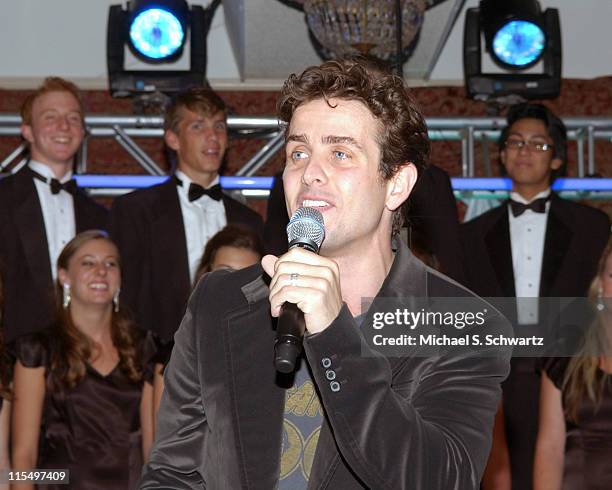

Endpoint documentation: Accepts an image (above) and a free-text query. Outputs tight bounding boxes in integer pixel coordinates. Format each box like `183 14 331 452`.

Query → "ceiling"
222 0 465 82
0 0 610 90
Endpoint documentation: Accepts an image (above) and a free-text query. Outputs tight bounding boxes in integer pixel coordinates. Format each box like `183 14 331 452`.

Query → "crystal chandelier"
292 0 428 61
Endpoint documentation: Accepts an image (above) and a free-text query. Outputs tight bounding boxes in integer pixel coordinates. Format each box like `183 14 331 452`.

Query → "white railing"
2 114 611 197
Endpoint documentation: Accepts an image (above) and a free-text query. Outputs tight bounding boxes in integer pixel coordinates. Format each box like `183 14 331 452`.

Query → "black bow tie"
188 182 223 202
509 196 550 217
31 169 78 195
50 178 78 195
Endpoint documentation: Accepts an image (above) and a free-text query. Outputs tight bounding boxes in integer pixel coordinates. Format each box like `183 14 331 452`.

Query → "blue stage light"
129 8 185 60
492 20 545 67
71 176 612 194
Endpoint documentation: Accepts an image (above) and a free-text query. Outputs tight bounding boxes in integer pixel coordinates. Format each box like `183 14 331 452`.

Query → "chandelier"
292 0 428 61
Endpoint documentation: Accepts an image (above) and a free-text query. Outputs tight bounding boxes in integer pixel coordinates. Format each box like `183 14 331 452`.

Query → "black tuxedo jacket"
140 241 512 489
0 167 108 342
264 166 465 284
404 164 465 283
109 176 263 340
461 193 610 300
461 194 610 490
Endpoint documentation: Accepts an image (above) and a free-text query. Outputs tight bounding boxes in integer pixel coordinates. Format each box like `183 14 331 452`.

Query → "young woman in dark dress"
534 241 612 489
11 231 153 490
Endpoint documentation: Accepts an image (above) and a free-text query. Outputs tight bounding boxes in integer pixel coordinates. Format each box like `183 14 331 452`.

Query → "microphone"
274 207 325 373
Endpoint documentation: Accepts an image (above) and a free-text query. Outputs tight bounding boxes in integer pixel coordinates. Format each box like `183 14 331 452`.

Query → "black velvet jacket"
141 241 512 489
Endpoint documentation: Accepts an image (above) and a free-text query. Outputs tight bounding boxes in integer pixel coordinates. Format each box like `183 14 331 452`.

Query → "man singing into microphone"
141 58 512 489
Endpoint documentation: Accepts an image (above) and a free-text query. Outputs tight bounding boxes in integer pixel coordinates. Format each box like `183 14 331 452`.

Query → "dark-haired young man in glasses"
461 103 610 490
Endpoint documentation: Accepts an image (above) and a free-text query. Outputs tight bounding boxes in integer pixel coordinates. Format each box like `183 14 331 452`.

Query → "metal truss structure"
1 114 611 198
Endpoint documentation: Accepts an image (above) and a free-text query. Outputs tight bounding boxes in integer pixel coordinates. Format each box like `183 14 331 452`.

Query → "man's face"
500 118 561 190
283 98 414 256
165 108 228 180
21 90 84 168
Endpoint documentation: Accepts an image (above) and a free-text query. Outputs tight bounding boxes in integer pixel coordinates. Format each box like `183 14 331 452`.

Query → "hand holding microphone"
261 207 343 373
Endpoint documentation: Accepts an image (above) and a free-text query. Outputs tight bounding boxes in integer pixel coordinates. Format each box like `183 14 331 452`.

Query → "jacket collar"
481 193 572 298
228 238 426 488
239 237 425 306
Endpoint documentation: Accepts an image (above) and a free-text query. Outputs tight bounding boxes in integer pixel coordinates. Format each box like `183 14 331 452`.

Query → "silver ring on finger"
290 272 299 287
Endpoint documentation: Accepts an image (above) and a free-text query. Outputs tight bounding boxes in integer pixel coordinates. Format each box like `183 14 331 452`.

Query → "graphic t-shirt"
278 356 323 487
279 313 365 488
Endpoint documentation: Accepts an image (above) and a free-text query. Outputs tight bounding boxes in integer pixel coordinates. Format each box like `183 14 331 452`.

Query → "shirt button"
330 381 340 392
528 283 533 288
321 357 332 368
527 228 532 232
325 369 336 380
527 256 531 261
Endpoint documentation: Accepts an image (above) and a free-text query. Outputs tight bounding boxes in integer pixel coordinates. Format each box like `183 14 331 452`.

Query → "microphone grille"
286 207 325 250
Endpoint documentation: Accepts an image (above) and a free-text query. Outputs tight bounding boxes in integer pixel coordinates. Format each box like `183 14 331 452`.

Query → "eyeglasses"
504 139 552 153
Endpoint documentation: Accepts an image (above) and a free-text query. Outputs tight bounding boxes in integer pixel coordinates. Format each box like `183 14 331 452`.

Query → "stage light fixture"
463 0 562 101
128 3 188 61
107 1 218 98
492 20 545 68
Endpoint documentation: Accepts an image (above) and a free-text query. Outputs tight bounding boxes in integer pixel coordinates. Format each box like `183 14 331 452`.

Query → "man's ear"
550 157 562 171
500 148 507 169
164 129 180 152
386 163 418 212
21 124 34 144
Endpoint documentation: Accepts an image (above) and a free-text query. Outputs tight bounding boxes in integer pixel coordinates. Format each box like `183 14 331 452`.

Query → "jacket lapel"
359 240 430 372
226 274 285 488
73 192 88 231
73 190 98 231
224 244 437 488
13 168 54 291
308 422 341 489
223 194 241 223
151 179 191 299
539 195 571 297
308 241 433 487
485 206 515 297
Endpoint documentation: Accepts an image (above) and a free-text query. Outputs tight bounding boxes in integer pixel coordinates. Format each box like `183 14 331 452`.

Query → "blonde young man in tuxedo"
0 77 107 342
110 87 262 340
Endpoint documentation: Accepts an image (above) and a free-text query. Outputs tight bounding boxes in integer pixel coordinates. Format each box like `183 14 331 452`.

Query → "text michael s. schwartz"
371 334 543 347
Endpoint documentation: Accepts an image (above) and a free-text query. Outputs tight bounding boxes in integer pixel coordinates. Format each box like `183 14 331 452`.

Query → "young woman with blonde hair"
11 231 153 489
535 239 612 489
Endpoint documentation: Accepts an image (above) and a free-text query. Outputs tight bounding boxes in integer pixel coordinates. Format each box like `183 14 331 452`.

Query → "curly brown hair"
277 56 430 234
49 230 143 392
